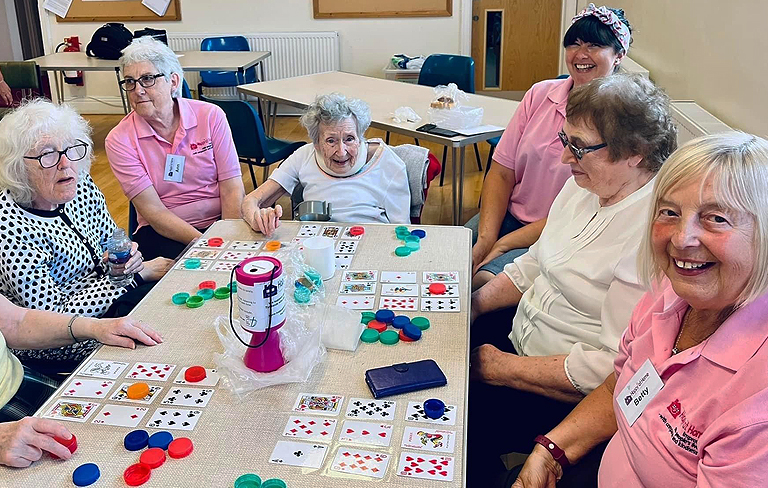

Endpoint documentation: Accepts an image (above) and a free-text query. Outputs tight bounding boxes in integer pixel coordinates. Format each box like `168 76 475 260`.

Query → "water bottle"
106 228 133 287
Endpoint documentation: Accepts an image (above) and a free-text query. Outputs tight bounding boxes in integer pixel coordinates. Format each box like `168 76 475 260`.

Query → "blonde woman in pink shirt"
509 133 768 488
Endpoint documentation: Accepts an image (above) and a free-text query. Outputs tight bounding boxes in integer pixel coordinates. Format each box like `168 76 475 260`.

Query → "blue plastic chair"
181 79 192 99
198 36 257 97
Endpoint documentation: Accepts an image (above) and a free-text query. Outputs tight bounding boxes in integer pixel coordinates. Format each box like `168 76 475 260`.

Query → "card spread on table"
125 363 177 381
405 401 457 425
401 426 456 453
282 416 338 441
339 420 393 447
192 238 229 249
321 225 343 239
109 382 163 404
228 240 263 250
160 387 214 408
335 254 352 269
345 398 396 420
339 281 376 295
381 283 419 297
62 378 114 399
380 271 417 284
211 260 239 272
173 367 220 387
421 297 460 312
146 407 202 431
342 270 378 282
43 400 99 423
218 250 259 261
331 448 390 479
269 440 327 468
92 404 148 427
175 258 214 271
342 227 363 240
185 249 221 260
423 271 460 283
396 452 455 482
298 224 321 237
421 283 460 298
336 295 375 310
292 393 344 416
336 240 358 254
378 296 418 311
77 360 129 380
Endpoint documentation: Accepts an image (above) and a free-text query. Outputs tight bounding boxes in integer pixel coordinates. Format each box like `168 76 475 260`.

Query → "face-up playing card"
339 420 393 447
77 360 129 380
269 440 327 468
212 260 239 272
380 271 417 284
331 448 390 479
173 367 220 387
423 271 460 283
146 407 202 431
339 281 376 295
298 224 321 237
342 270 378 282
160 387 215 408
282 416 338 441
92 405 149 427
43 400 99 423
378 297 418 311
321 225 342 239
292 393 344 416
228 240 263 250
192 238 229 248
405 401 457 425
335 253 352 270
345 398 396 421
336 240 358 254
336 295 375 310
185 249 221 260
401 427 456 453
62 379 114 399
421 283 460 298
109 382 163 404
219 250 259 261
381 283 419 297
421 298 460 312
125 363 177 381
396 452 455 481
342 226 364 240
174 258 214 271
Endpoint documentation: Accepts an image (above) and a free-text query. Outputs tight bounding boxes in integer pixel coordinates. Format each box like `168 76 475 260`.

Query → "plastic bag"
426 83 484 130
312 302 364 352
392 106 422 123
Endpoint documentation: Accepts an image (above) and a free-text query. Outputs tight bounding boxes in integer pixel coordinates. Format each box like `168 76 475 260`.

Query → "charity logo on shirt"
658 399 701 456
190 137 213 155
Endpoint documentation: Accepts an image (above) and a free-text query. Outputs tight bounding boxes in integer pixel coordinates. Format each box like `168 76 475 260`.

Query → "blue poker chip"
375 309 395 324
424 398 446 419
147 431 174 450
124 429 149 451
392 315 411 329
411 229 426 239
402 323 422 340
73 463 100 486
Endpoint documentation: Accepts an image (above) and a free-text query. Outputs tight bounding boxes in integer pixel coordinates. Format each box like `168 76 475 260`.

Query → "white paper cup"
302 236 335 280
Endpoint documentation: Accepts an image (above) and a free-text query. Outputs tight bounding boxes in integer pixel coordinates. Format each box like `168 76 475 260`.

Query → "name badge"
616 358 664 426
164 154 185 183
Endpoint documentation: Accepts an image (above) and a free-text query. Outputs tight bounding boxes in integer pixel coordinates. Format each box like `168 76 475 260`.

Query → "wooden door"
472 0 562 91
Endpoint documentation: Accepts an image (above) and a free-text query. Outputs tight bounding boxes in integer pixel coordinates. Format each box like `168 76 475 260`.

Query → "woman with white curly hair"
242 93 411 235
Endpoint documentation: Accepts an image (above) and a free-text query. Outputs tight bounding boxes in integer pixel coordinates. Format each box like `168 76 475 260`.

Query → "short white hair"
300 93 371 144
639 132 768 307
120 37 183 98
0 99 93 205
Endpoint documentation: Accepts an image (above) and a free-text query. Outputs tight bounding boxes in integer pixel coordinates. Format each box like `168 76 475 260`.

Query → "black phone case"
365 359 447 398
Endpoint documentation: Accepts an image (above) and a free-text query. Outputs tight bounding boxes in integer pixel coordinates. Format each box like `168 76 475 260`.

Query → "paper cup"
302 236 335 280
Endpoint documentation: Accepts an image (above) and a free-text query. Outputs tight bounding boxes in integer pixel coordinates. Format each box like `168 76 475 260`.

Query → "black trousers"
133 225 208 261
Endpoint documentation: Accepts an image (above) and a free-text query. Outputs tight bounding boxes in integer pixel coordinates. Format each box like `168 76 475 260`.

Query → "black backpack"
86 23 133 60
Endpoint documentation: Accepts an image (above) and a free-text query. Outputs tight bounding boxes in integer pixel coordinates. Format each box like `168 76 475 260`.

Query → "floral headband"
571 3 630 54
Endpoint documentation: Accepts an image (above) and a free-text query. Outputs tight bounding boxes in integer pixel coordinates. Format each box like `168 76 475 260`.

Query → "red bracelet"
534 435 571 469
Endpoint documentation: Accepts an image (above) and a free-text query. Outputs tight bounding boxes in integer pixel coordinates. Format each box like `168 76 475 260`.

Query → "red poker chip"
367 320 387 333
139 447 166 469
124 463 151 486
184 366 207 383
349 226 365 236
207 237 224 247
51 434 77 458
199 280 216 290
428 283 447 295
168 437 194 459
399 329 416 342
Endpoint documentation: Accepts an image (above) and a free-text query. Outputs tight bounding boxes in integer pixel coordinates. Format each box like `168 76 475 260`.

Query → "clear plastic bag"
392 106 422 123
426 83 484 130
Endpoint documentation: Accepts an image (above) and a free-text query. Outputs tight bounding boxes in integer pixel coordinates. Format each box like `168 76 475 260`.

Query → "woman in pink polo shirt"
470 4 632 290
509 133 768 487
106 37 245 260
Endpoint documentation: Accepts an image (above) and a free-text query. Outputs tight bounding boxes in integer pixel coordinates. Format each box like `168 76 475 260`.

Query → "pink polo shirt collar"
546 76 572 118
133 98 197 147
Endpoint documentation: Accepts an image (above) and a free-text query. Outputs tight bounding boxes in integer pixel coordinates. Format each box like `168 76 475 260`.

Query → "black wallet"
365 359 447 399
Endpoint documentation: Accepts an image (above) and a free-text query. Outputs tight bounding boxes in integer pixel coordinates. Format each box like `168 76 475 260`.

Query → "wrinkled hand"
91 316 163 349
474 245 506 275
469 344 511 386
251 204 283 236
138 257 173 282
511 445 563 488
0 417 73 467
0 80 12 106
103 242 144 278
471 242 492 275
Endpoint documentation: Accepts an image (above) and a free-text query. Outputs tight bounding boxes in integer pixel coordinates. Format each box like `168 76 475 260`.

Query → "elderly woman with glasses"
466 73 677 484
242 92 410 235
0 100 172 374
106 37 245 260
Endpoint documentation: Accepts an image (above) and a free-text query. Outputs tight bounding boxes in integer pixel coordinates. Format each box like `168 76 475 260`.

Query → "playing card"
321 225 342 239
109 382 163 404
339 420 393 447
339 281 376 295
380 271 417 283
336 240 358 254
212 260 238 272
335 253 352 269
125 362 177 381
173 367 220 387
292 393 344 416
77 360 128 380
342 270 378 282
192 238 229 248
146 407 202 431
336 295 375 310
160 387 215 408
43 400 99 423
291 238 306 252
282 416 338 441
174 258 214 271
421 283 460 298
378 297 418 311
92 405 149 427
381 283 419 297
421 298 460 312
396 452 455 481
62 379 114 399
185 249 221 259
345 398 396 421
218 250 259 261
423 271 460 283
228 240 263 250
401 427 456 453
269 440 327 468
342 226 364 240
405 401 457 425
331 448 390 479
298 224 321 237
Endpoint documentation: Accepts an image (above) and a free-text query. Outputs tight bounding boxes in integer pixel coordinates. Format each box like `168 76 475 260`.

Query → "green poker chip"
196 288 214 300
184 258 201 269
411 316 430 330
403 234 420 243
379 330 400 345
405 240 420 251
394 225 409 233
262 479 287 488
395 246 412 257
234 474 262 488
360 328 379 343
171 292 190 305
361 312 376 324
228 281 237 293
185 295 204 308
213 287 231 299
294 287 311 304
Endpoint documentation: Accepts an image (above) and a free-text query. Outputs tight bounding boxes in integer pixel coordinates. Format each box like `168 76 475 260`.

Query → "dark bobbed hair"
563 9 633 54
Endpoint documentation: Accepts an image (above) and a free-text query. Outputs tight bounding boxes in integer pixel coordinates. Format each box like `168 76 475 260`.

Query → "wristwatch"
534 434 571 469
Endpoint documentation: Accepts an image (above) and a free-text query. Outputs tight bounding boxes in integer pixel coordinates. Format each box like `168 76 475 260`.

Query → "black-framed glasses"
23 141 89 169
558 130 607 160
119 73 165 92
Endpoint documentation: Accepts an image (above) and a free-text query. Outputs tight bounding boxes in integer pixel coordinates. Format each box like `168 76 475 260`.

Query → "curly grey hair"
300 93 372 144
120 37 183 98
0 99 93 205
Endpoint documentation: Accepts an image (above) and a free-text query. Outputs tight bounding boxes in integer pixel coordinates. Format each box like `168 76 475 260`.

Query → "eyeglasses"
23 141 89 169
119 73 165 92
558 130 607 160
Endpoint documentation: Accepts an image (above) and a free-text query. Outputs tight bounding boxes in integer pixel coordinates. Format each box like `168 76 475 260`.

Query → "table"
31 51 271 114
9 219 472 487
237 71 519 225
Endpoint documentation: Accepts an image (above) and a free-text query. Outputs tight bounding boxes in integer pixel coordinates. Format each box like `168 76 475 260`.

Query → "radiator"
168 31 340 98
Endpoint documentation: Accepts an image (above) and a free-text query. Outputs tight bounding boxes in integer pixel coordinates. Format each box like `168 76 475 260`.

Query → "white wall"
0 0 15 60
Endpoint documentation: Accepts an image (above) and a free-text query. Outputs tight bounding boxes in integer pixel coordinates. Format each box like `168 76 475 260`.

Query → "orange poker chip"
265 240 281 251
199 280 216 290
367 320 387 333
184 366 207 383
428 283 447 295
349 226 365 236
207 237 224 247
168 438 194 459
399 329 416 342
124 463 151 486
126 383 150 400
140 447 166 469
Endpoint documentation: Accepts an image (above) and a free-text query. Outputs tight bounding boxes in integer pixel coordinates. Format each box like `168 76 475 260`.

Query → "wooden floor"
85 114 489 230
